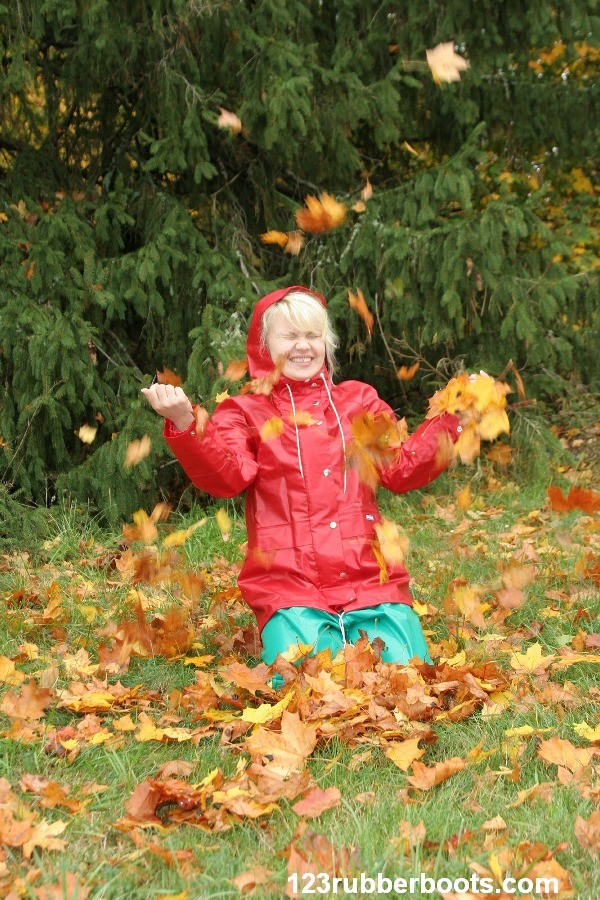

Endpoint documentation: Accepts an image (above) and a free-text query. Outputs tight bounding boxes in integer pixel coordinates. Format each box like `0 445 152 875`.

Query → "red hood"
246 285 327 378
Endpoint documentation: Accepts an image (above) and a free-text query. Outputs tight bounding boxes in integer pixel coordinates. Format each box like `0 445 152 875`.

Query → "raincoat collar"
246 285 328 380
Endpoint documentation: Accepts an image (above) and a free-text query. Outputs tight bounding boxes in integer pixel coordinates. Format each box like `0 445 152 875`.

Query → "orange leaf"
291 786 341 818
548 486 600 514
574 810 600 856
385 737 426 771
347 288 374 335
288 410 317 428
397 362 420 381
284 230 305 255
537 736 595 773
157 367 182 388
0 680 54 721
296 192 346 234
260 230 289 248
224 358 248 381
406 757 466 789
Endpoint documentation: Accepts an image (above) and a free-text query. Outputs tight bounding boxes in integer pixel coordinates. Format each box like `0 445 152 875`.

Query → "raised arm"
358 384 460 494
142 385 258 498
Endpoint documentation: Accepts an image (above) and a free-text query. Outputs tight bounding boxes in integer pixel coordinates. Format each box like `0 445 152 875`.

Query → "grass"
0 404 599 899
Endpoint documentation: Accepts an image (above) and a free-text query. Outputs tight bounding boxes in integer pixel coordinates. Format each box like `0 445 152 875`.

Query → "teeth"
292 357 312 362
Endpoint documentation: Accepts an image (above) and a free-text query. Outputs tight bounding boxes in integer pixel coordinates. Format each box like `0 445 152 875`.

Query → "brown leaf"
397 362 420 381
224 359 248 381
537 736 595 772
0 680 54 720
232 866 276 893
548 486 600 514
33 871 91 899
574 810 600 856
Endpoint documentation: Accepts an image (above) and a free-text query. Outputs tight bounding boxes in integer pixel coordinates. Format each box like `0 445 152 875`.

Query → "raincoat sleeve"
360 385 460 494
162 399 258 498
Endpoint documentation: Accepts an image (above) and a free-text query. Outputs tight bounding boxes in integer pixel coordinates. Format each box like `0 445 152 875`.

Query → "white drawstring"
338 612 347 646
285 384 304 479
320 373 347 494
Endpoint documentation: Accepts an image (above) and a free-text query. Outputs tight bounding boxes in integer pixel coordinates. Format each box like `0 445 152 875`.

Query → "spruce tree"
0 1 597 519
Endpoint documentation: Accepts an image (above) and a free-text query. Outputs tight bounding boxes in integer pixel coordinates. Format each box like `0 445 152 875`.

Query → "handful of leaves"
346 412 409 490
426 372 511 463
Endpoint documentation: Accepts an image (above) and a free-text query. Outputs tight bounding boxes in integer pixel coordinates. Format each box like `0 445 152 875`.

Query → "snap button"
316 420 323 426
312 400 319 406
323 468 331 476
329 521 337 528
190 431 196 436
457 425 463 433
339 571 347 578
311 382 317 387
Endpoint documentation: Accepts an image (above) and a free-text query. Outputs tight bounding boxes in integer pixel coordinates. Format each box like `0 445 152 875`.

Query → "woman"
142 286 461 666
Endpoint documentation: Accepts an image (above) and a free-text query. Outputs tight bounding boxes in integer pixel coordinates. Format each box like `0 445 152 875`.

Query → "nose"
294 336 311 350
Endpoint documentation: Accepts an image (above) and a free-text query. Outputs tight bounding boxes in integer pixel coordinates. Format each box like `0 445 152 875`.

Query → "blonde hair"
261 291 338 375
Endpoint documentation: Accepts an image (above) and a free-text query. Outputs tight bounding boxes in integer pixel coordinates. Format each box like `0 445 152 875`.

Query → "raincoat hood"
246 285 327 378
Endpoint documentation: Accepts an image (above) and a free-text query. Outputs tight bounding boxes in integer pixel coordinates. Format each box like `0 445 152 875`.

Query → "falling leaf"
347 288 374 335
288 410 317 428
162 518 207 548
215 507 231 540
77 424 97 444
224 359 248 381
397 362 420 381
296 193 347 234
374 518 409 569
124 435 152 468
547 486 600 514
284 230 305 255
361 179 373 201
260 417 285 442
218 107 243 133
215 390 230 403
260 230 289 247
157 367 182 387
426 41 470 84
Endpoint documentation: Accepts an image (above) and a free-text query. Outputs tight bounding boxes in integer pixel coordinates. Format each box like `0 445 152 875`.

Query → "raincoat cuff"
163 405 207 440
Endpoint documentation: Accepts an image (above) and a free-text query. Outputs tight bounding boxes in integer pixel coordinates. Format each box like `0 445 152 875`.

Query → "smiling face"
265 308 326 380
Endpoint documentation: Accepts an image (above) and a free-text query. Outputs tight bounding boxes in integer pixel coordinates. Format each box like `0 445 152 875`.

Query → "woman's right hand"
141 384 197 432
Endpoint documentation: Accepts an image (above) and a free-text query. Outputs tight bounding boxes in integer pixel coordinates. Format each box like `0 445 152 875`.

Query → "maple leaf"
384 737 426 771
346 410 406 489
406 757 466 790
374 518 409 570
397 362 420 381
536 736 595 773
124 435 152 468
156 367 182 387
232 866 276 893
291 786 341 818
296 192 347 234
509 642 556 675
0 680 54 720
22 819 68 859
224 358 248 381
426 41 470 84
574 810 600 856
547 485 600 513
162 518 206 548
347 288 374 335
32 872 91 899
217 107 243 133
239 353 286 397
260 416 285 442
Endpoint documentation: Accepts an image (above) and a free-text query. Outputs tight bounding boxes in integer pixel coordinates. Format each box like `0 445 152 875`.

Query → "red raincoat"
164 286 460 633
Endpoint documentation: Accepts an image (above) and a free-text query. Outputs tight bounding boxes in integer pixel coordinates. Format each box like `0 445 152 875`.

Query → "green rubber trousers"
261 602 432 666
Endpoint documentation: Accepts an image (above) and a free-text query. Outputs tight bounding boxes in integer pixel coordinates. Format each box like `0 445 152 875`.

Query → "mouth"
289 357 314 363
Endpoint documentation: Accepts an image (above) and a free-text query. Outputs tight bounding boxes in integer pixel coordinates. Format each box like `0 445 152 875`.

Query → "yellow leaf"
215 390 230 403
77 424 97 444
573 721 600 743
509 642 555 673
215 508 231 539
384 737 426 772
124 435 152 468
456 484 472 511
260 417 285 441
571 167 594 193
0 657 25 686
162 518 207 549
241 691 293 724
77 604 98 623
260 230 289 247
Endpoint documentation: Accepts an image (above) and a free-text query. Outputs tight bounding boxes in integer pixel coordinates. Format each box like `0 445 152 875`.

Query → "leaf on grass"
509 642 555 674
574 810 600 856
22 818 68 859
347 288 374 335
537 736 595 773
406 757 465 789
296 193 346 234
232 866 276 893
384 737 426 771
291 786 341 818
0 680 54 721
124 435 151 469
